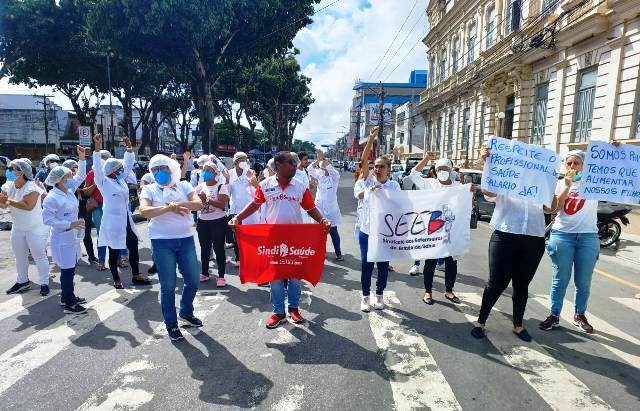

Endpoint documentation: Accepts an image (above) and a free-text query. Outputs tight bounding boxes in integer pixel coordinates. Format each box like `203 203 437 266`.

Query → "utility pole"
354 89 363 161
106 47 115 153
408 98 414 156
34 94 54 154
377 82 385 157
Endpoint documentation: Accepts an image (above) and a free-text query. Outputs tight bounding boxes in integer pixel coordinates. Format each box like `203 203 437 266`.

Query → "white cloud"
293 0 429 146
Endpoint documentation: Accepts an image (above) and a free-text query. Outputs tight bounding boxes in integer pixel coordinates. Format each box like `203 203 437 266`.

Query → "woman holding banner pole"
410 154 465 306
538 148 605 334
471 146 547 342
355 127 400 312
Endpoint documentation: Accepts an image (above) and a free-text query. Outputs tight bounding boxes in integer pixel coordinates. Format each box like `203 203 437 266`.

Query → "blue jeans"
91 206 107 263
60 267 77 306
547 231 599 316
270 279 301 315
358 231 389 296
151 236 199 328
329 226 342 256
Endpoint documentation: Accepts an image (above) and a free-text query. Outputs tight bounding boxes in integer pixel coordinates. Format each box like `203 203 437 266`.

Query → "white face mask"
48 162 58 169
436 170 450 182
239 161 249 171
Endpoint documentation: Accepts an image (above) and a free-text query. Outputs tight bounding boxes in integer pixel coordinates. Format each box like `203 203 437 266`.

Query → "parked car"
401 168 430 190
461 169 496 220
390 164 405 186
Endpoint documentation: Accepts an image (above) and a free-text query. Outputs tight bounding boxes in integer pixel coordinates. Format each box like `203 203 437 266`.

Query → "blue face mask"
5 170 17 182
202 170 214 181
116 172 124 182
154 169 171 185
64 179 75 190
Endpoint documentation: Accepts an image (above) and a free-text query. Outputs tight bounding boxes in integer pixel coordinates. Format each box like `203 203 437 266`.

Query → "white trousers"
11 227 50 285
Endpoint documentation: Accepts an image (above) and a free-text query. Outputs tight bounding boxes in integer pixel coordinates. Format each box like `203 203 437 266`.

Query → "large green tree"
90 0 319 153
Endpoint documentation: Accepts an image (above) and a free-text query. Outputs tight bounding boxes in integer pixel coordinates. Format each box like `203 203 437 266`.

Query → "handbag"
86 197 99 214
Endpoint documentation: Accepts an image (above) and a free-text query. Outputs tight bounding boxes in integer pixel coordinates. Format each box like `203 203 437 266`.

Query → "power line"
377 12 426 81
367 0 419 80
383 26 430 82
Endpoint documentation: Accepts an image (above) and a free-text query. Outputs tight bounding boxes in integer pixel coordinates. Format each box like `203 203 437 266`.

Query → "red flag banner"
235 224 327 286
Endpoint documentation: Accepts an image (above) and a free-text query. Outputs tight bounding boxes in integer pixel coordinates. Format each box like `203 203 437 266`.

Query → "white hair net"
103 158 123 176
148 154 181 186
9 159 34 180
565 150 585 162
62 159 78 170
267 158 275 170
196 155 209 167
100 150 112 160
233 151 248 163
45 165 71 187
141 172 155 185
435 158 453 169
43 154 60 165
202 161 219 174
19 158 32 166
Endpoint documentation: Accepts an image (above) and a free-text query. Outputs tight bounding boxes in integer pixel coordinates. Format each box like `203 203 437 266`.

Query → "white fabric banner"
580 140 640 204
481 136 559 206
367 186 472 262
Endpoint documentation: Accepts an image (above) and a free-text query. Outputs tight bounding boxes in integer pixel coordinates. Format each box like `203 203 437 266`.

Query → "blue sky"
293 0 429 145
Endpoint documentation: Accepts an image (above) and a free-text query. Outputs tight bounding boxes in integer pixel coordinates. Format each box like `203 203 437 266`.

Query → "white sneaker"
360 295 371 312
373 294 385 310
409 264 420 276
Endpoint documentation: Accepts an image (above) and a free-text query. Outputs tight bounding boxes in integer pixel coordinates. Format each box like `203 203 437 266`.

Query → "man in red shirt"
229 151 331 329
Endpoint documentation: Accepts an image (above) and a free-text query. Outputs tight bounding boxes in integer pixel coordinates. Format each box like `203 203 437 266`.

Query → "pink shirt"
196 182 229 221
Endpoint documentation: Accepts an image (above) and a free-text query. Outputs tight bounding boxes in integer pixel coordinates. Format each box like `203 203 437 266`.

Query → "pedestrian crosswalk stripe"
0 288 145 396
457 292 613 411
532 294 640 371
0 292 54 323
610 297 640 314
77 293 225 410
367 291 462 411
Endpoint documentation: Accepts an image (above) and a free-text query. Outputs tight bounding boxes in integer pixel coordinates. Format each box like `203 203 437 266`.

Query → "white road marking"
458 292 613 411
0 293 55 323
0 288 144 396
77 295 224 410
367 291 462 411
533 294 640 370
610 297 640 314
271 384 304 411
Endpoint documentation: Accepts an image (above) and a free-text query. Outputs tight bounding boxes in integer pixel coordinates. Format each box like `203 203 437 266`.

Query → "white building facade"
394 100 426 160
420 0 640 164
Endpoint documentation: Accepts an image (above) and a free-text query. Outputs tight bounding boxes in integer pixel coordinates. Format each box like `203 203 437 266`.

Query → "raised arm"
479 146 497 198
92 134 106 189
359 126 378 181
73 145 88 188
413 151 435 173
122 136 135 176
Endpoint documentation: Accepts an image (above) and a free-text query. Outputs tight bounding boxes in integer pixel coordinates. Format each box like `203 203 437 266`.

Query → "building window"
429 57 437 87
506 0 522 34
467 22 477 64
542 0 559 14
486 7 495 48
635 98 640 138
452 37 460 74
479 102 486 145
440 49 448 81
531 82 549 145
504 94 515 139
427 120 433 150
447 110 456 154
436 115 443 152
462 106 471 153
573 67 598 142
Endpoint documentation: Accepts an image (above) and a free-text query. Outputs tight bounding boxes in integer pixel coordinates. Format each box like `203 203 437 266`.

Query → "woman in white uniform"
92 134 149 289
1 159 50 296
308 151 343 261
139 154 203 341
42 165 88 314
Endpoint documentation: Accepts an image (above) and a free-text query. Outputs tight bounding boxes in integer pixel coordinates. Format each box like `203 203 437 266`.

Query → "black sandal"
445 294 461 304
422 295 434 305
471 326 485 339
132 277 152 285
513 329 532 342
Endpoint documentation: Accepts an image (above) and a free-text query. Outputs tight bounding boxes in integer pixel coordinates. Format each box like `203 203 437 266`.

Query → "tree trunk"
245 112 256 151
192 47 214 154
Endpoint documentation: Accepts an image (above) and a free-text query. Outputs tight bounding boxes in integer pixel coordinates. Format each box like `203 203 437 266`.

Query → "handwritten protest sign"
579 140 640 205
367 186 472 262
481 136 559 206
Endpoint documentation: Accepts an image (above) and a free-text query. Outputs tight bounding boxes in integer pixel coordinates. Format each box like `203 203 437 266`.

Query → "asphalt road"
0 173 638 410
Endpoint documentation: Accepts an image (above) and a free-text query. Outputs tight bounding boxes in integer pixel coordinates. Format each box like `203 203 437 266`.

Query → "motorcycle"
544 202 632 248
597 202 631 248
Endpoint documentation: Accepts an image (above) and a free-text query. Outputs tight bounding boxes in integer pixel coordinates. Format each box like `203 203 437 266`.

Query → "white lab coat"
42 187 82 269
92 150 141 249
68 160 88 191
308 164 342 226
228 168 259 224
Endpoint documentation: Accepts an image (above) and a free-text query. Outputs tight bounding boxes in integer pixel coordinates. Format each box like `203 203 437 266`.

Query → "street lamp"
106 47 115 153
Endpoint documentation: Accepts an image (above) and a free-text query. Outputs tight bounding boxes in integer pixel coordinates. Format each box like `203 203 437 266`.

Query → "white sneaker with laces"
409 264 420 275
360 295 371 312
373 294 385 310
